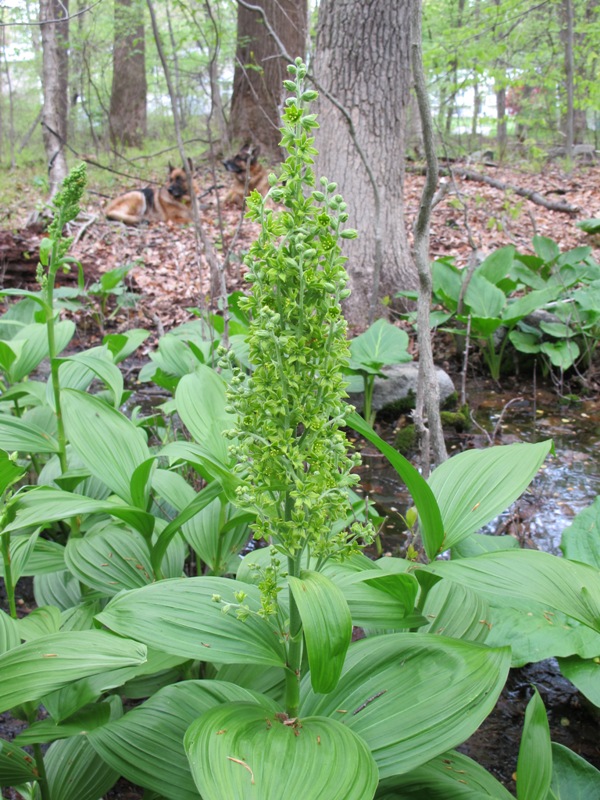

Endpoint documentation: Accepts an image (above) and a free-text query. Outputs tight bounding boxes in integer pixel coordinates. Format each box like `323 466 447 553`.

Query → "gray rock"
346 362 455 414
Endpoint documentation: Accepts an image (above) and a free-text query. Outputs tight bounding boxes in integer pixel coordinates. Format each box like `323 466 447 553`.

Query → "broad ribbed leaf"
347 412 444 560
185 702 378 800
5 488 155 539
464 274 505 318
560 498 600 568
516 688 552 800
14 702 112 745
0 448 25 493
34 570 81 611
423 550 600 633
288 570 352 693
558 656 600 707
65 526 154 595
0 631 146 712
376 750 514 798
337 570 422 629
97 577 287 666
18 605 61 640
0 610 19 655
550 742 600 798
175 366 235 463
349 318 411 372
0 414 59 453
476 245 515 286
60 350 124 407
152 469 249 574
0 738 39 786
151 479 224 574
45 734 119 800
419 581 489 643
9 320 74 382
301 633 511 777
427 441 552 549
89 680 278 800
485 598 600 667
61 389 150 503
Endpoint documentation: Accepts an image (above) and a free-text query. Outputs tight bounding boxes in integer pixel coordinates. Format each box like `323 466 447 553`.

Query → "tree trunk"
109 0 147 149
313 0 416 331
39 0 69 196
563 0 574 158
496 84 507 159
228 0 307 157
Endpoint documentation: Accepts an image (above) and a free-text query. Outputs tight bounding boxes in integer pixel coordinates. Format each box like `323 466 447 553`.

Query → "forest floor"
1 158 600 797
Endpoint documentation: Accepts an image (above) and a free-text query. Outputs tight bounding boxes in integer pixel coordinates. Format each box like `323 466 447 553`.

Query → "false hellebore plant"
90 61 513 799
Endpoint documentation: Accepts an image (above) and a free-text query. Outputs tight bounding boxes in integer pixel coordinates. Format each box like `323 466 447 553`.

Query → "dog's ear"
168 162 174 173
250 145 260 163
187 157 194 172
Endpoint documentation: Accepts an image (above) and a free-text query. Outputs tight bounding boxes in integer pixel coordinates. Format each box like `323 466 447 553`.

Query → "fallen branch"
408 164 580 215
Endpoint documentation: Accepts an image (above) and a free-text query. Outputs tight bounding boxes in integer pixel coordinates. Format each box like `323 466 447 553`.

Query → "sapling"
225 58 373 716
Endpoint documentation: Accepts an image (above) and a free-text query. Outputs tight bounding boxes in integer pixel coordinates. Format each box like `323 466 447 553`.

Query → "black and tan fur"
105 165 198 226
222 145 270 208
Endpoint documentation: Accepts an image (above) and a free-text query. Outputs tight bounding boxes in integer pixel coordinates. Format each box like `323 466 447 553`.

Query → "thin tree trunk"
564 0 574 159
39 0 69 197
496 85 507 159
411 0 447 473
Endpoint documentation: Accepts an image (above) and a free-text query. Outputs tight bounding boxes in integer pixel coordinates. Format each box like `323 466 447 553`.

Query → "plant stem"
285 554 303 718
1 530 17 619
46 261 68 477
33 742 51 800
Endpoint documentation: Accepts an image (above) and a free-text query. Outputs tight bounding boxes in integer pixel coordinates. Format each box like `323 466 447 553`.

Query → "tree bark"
39 0 69 196
563 0 574 158
228 0 307 157
496 84 507 159
109 0 147 149
313 0 416 332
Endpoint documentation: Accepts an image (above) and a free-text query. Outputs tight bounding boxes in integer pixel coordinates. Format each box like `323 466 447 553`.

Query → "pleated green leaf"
337 570 422 629
184 702 378 800
97 577 287 665
557 655 600 707
89 680 278 800
14 702 112 745
422 550 600 633
0 448 25 494
61 389 150 504
60 350 124 407
8 320 74 382
419 580 490 643
175 366 236 463
550 742 600 798
0 631 146 712
346 412 444 560
45 734 119 800
516 688 552 800
65 526 154 595
427 441 552 549
5 488 155 539
0 414 60 453
288 570 352 693
0 738 39 787
0 609 20 655
301 633 511 777
375 750 514 798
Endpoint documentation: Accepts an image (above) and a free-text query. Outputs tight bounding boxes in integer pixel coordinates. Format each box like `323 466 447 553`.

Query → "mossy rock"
440 405 471 433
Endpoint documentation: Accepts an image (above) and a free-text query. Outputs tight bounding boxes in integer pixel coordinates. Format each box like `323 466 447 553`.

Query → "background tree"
109 0 147 149
228 0 307 156
39 0 69 196
313 0 416 331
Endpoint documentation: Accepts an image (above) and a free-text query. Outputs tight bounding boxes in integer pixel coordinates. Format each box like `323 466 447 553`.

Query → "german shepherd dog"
223 145 270 207
105 164 198 225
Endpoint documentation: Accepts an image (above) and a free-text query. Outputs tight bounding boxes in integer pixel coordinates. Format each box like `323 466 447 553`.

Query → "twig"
73 213 97 245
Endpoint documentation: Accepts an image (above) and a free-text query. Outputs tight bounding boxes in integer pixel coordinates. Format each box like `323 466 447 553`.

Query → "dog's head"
166 160 198 200
223 145 261 175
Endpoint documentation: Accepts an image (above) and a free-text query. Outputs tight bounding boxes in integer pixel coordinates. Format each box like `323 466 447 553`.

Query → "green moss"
440 405 471 432
394 424 416 455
